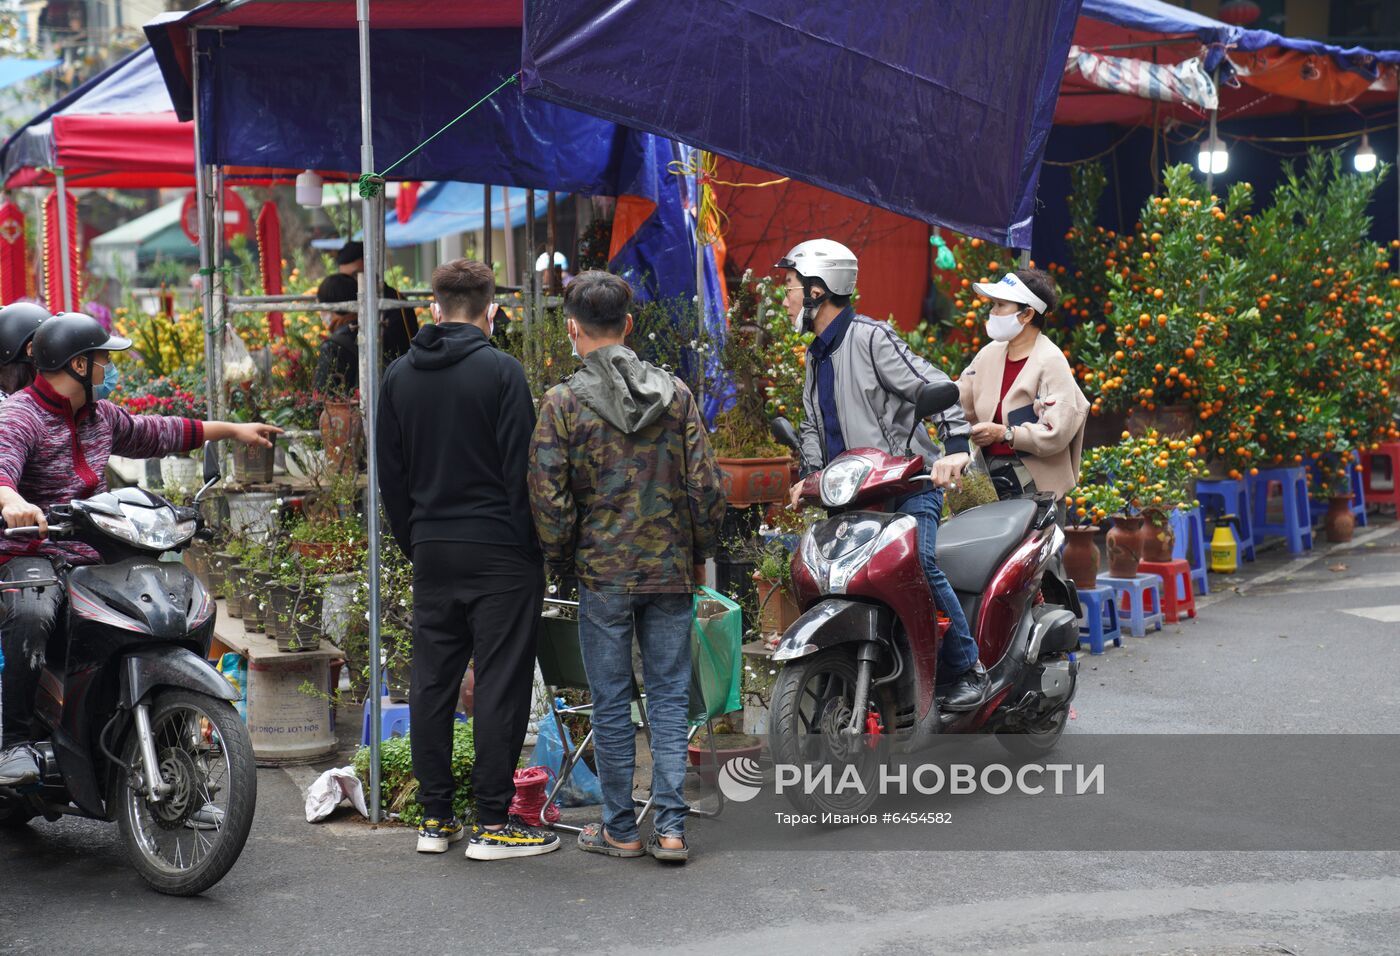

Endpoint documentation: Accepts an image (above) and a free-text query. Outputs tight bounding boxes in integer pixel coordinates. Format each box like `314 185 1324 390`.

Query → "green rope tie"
358 73 520 198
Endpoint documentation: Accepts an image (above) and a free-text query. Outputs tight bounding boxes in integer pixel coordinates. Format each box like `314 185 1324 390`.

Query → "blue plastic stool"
1097 573 1164 637
1195 479 1256 562
1307 450 1368 529
1169 506 1209 596
1247 467 1313 554
1076 584 1123 655
362 697 411 744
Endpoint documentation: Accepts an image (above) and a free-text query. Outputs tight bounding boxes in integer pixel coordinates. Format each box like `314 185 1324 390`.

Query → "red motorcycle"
768 382 1081 815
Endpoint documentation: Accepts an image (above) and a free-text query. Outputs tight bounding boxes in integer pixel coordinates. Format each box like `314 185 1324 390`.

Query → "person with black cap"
0 312 281 785
0 302 49 404
312 240 418 392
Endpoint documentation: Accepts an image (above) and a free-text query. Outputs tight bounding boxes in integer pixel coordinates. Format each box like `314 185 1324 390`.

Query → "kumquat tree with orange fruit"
1086 153 1399 480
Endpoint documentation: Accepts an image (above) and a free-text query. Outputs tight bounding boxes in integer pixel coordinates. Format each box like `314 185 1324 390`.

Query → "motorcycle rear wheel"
115 689 256 896
769 648 888 817
995 705 1070 759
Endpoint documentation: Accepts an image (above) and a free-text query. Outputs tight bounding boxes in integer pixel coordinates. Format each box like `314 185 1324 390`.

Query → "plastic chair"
1137 559 1196 624
1360 443 1400 513
1169 506 1209 597
537 595 741 833
361 698 411 744
1195 479 1256 562
1247 467 1313 554
1076 584 1122 655
1097 573 1164 637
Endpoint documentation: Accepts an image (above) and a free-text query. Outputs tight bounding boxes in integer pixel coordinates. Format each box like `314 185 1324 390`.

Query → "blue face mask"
92 360 120 401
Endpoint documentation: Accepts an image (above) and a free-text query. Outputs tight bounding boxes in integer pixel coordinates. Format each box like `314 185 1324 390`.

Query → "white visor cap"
972 272 1048 315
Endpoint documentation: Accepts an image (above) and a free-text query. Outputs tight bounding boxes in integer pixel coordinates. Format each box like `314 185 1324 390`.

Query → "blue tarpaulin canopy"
0 57 58 90
383 183 553 248
521 0 1086 248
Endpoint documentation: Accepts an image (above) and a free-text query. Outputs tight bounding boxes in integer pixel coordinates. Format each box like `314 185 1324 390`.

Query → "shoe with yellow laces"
416 816 466 854
465 816 561 860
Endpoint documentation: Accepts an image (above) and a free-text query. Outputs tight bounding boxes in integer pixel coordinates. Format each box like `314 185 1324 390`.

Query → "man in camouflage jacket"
529 271 724 863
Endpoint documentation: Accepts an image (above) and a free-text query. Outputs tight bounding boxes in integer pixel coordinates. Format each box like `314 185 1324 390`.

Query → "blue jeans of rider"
894 489 979 676
577 588 693 842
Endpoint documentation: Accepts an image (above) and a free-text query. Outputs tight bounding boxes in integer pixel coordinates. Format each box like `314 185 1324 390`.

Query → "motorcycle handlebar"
2 522 73 539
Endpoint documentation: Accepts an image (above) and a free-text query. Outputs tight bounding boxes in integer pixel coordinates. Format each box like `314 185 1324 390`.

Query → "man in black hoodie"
376 259 559 862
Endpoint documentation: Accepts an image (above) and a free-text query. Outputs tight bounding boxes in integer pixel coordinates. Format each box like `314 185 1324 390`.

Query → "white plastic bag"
222 321 256 385
304 765 369 822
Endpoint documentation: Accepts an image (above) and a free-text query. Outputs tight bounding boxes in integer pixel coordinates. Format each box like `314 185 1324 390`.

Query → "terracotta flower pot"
1106 514 1145 578
717 456 792 507
319 400 364 477
754 574 801 636
1324 496 1356 543
233 442 275 485
687 733 762 786
1139 508 1176 563
1062 527 1102 590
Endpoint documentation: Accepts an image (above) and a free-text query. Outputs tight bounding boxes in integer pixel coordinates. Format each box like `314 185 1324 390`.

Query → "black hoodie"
376 322 539 556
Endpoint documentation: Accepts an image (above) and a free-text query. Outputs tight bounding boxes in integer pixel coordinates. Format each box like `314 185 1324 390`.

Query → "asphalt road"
3 518 1400 956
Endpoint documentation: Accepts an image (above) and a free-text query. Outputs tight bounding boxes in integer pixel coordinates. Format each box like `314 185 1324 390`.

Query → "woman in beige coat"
956 270 1089 512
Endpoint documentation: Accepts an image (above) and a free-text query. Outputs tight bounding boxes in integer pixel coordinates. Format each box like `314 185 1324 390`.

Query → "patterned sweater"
0 376 203 566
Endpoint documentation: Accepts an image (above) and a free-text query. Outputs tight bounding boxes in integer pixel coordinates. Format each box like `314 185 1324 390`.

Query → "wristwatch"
1003 426 1014 446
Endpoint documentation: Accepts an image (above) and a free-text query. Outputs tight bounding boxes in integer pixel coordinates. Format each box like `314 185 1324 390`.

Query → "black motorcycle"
0 443 255 896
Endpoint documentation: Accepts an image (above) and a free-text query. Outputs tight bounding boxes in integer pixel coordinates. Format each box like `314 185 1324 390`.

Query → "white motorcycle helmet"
776 238 858 332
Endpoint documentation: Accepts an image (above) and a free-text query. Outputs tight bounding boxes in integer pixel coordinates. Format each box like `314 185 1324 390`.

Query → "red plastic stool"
1361 443 1400 513
1136 559 1196 624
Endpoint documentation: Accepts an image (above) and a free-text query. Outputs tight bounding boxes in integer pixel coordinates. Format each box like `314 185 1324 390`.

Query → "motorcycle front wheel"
769 648 888 817
115 689 256 896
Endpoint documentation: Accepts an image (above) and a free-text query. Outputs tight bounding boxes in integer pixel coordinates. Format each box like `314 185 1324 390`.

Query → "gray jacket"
800 314 971 476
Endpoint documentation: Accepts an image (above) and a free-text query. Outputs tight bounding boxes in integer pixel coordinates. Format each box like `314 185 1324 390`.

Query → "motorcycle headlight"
820 457 873 507
90 508 197 551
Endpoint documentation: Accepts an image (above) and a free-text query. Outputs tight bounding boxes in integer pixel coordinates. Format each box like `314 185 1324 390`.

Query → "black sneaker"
465 817 561 861
416 816 466 854
940 663 989 712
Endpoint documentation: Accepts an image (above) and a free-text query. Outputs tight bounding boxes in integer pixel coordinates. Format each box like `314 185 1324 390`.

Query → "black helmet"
32 312 132 372
0 302 50 365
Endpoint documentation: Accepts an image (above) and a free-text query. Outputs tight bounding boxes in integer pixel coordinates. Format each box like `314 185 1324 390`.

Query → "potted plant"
318 388 364 478
688 717 761 786
711 273 791 507
227 379 275 484
1314 454 1357 543
1062 484 1125 589
750 538 800 638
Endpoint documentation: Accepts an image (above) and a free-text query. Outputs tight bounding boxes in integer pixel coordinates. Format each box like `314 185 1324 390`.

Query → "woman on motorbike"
956 270 1089 521
0 312 280 784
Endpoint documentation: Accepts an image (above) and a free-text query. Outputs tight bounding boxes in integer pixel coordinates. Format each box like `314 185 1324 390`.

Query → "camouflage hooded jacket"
528 345 725 594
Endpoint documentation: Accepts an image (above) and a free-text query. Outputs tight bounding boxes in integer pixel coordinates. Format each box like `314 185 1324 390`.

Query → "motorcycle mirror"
201 441 221 485
914 381 960 420
770 417 801 454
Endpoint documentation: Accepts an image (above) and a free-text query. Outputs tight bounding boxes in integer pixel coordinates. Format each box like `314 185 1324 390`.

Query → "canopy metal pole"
525 188 537 374
482 184 493 273
53 168 74 312
356 0 385 826
1205 102 1218 197
212 166 228 422
546 192 558 294
502 187 515 285
190 29 219 429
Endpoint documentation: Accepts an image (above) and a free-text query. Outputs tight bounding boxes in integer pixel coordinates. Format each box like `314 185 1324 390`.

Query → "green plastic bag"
689 586 743 724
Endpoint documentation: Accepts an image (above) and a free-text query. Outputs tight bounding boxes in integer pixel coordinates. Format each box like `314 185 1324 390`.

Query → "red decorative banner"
396 181 420 226
257 201 285 339
0 200 27 305
42 189 80 313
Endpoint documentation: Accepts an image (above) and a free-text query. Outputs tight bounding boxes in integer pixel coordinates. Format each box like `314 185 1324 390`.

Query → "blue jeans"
577 588 693 841
894 489 979 675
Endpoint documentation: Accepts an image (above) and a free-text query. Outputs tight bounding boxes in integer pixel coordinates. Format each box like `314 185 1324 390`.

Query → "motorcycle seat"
935 498 1039 593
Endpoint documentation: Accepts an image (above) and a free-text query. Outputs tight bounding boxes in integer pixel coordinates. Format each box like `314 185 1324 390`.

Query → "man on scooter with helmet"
0 312 281 786
779 239 987 711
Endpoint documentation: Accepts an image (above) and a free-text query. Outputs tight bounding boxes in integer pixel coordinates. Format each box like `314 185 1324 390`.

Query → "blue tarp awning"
0 57 58 90
521 0 1086 248
384 183 554 248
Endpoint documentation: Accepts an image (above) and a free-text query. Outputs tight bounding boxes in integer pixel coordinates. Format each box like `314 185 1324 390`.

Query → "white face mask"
985 307 1027 342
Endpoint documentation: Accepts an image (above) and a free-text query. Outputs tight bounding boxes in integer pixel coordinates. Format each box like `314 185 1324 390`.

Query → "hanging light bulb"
1354 133 1378 174
295 169 324 207
1197 135 1229 175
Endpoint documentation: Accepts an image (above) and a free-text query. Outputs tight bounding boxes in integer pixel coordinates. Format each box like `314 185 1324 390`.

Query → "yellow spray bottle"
1209 514 1240 574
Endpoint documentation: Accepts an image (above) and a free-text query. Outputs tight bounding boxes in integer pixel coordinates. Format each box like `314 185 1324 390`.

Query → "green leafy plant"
1063 482 1127 527
353 720 476 826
